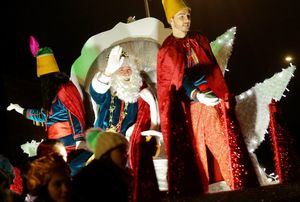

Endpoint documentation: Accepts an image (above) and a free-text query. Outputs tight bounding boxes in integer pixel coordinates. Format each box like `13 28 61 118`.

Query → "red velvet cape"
57 81 86 136
157 33 258 194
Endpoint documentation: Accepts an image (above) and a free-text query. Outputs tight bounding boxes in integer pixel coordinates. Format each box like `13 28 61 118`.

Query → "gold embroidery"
107 93 128 132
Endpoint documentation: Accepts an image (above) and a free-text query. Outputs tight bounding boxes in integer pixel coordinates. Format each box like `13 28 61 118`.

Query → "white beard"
111 67 142 103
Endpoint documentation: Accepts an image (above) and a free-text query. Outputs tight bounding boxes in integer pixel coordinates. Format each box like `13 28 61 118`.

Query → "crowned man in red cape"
89 44 161 201
157 0 259 195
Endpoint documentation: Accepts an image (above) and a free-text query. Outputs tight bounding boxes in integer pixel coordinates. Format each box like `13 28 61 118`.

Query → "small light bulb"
285 56 293 62
246 90 252 96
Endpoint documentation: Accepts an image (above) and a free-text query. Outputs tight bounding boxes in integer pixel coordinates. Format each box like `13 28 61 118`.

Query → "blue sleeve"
89 84 110 105
70 113 85 141
183 74 207 99
24 108 47 123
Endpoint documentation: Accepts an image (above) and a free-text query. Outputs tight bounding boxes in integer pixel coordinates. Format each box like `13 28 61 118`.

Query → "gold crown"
121 50 129 58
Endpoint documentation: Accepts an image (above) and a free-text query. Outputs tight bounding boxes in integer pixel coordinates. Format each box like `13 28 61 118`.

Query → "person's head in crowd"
37 139 68 161
0 155 24 202
66 148 93 177
26 153 71 202
86 128 129 169
71 129 130 202
0 155 15 189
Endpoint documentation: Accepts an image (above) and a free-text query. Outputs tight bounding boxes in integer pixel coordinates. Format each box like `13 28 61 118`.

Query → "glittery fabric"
268 100 297 183
190 96 259 190
10 167 23 195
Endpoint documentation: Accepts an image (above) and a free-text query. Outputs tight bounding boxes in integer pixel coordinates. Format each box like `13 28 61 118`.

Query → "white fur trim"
139 88 160 127
125 124 135 141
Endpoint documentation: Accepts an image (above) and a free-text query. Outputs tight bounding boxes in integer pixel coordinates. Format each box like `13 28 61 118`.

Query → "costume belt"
48 121 73 139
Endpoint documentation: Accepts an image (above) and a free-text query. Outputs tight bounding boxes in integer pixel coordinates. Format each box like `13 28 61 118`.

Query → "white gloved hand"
104 45 125 76
196 91 220 106
7 103 24 114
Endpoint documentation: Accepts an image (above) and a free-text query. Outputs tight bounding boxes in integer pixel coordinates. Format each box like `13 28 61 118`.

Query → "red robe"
157 32 258 195
268 100 298 183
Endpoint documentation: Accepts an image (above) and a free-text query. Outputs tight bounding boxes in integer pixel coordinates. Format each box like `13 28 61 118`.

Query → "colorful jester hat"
29 36 60 77
162 0 190 23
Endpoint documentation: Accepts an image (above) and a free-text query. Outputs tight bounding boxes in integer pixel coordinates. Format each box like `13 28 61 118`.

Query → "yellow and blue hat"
29 36 60 77
36 47 60 77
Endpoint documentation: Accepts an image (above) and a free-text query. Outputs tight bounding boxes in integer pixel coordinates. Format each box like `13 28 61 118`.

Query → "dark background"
1 0 299 171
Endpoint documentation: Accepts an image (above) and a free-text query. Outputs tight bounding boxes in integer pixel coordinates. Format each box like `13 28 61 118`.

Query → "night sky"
2 0 300 169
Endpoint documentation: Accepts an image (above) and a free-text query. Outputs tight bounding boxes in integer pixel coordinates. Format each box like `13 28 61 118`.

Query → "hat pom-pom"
29 35 40 57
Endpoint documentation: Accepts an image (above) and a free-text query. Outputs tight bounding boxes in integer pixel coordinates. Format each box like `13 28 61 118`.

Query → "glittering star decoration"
210 26 236 74
235 64 296 185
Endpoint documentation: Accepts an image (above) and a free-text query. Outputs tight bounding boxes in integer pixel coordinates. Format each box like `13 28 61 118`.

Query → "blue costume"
89 71 161 201
89 83 138 135
25 98 82 149
24 81 86 152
